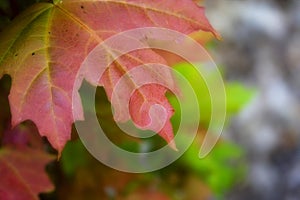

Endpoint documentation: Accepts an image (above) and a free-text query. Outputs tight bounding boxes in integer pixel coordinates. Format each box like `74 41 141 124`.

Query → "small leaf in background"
0 147 54 200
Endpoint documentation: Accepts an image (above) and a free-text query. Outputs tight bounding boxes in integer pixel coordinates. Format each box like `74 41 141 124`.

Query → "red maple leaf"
0 0 218 153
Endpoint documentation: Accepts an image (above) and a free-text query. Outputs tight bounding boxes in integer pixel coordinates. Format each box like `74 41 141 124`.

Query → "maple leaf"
0 147 54 200
0 0 218 153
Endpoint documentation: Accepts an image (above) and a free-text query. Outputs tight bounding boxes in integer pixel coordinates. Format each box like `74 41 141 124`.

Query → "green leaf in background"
60 139 88 177
169 62 255 127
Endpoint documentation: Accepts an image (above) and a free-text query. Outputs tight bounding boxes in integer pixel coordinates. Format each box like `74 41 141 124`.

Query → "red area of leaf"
0 147 54 200
129 84 177 149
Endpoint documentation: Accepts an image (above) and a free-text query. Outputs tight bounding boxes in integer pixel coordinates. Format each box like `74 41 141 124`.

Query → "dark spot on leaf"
15 53 18 57
48 32 51 34
32 52 35 56
80 5 84 9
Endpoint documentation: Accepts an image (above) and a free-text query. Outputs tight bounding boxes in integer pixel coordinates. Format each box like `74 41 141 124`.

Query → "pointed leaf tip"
168 140 178 151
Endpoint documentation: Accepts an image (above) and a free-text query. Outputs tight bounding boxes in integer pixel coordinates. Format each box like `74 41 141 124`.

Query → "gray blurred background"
205 0 300 199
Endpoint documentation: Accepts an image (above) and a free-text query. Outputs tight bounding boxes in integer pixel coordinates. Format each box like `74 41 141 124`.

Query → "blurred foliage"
59 129 246 199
